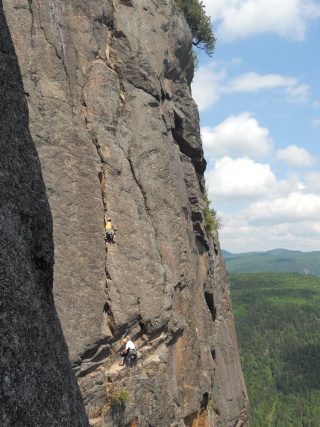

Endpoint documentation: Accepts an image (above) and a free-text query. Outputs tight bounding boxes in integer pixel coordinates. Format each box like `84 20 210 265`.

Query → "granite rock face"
0 2 89 425
3 0 249 426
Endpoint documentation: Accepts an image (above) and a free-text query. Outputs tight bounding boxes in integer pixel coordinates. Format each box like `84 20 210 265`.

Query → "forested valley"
230 273 320 426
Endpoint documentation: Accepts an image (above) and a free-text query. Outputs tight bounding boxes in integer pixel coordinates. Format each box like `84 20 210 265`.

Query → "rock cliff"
0 2 89 425
3 0 249 426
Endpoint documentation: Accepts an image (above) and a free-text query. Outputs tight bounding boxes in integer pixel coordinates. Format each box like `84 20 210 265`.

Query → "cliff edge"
3 0 249 425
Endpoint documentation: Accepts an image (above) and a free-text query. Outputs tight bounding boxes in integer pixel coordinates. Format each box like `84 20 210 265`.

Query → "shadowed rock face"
0 2 89 426
3 0 249 426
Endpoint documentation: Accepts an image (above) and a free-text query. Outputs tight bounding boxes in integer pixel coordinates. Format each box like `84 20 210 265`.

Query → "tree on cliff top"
175 0 216 56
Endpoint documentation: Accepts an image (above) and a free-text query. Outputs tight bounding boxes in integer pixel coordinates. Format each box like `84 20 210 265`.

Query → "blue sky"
192 0 320 253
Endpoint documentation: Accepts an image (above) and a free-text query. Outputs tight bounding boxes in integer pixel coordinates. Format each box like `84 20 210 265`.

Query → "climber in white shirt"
120 338 138 367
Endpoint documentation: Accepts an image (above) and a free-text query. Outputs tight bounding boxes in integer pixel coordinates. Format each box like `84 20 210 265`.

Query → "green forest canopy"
230 272 320 427
175 0 216 56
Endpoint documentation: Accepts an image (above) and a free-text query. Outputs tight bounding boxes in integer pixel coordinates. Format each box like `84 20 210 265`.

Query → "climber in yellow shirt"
104 215 117 246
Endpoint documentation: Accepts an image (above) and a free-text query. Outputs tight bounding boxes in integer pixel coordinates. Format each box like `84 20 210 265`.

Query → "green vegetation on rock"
106 386 129 408
204 192 222 236
230 272 320 426
175 0 216 56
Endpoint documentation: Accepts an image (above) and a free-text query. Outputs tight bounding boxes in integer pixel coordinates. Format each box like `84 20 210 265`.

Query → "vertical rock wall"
3 0 249 426
0 1 89 425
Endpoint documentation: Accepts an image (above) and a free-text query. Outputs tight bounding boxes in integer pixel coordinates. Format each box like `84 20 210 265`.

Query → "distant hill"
222 248 320 276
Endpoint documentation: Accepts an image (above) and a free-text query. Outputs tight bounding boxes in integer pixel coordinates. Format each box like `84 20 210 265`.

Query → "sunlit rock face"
3 0 249 425
0 2 89 425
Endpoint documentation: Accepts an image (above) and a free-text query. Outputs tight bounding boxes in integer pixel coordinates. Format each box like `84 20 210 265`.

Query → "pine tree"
175 0 216 56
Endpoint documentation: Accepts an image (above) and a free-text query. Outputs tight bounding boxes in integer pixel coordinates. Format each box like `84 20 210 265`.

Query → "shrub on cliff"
175 0 216 56
204 192 222 236
106 386 129 408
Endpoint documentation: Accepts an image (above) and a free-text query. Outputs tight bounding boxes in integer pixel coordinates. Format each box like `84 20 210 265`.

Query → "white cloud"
202 113 273 159
216 191 320 252
192 64 309 112
312 118 320 127
276 145 315 167
227 73 296 92
246 192 320 223
219 215 320 253
191 62 226 111
285 83 309 103
226 73 309 103
205 156 277 203
205 154 320 252
202 0 320 42
305 172 320 192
